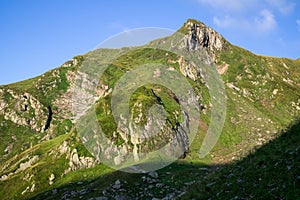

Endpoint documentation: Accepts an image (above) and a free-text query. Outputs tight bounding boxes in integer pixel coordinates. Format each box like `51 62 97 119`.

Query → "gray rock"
113 179 121 189
198 167 209 171
115 179 121 185
148 171 158 179
184 181 194 186
52 189 58 194
95 197 109 200
155 183 164 188
115 194 133 200
162 192 176 200
18 155 39 172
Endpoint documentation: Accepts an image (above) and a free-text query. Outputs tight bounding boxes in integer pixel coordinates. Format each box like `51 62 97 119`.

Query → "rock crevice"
44 106 53 131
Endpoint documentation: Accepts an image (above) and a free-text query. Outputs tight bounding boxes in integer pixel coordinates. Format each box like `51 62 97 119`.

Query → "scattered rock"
94 197 109 200
19 155 39 172
115 194 133 200
49 173 55 185
227 83 240 92
217 63 229 74
184 181 195 186
52 189 58 195
272 89 278 95
113 179 121 189
148 171 158 179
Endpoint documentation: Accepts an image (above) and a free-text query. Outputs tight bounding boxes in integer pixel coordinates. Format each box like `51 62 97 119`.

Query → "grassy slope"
29 119 300 200
181 119 300 200
220 44 300 125
0 29 299 199
0 64 76 166
201 44 300 163
0 133 69 200
0 116 41 164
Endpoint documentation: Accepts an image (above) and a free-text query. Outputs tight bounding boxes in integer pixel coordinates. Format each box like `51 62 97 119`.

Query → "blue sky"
1 0 300 85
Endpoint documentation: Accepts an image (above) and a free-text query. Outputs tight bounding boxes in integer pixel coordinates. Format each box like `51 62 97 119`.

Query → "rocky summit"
0 19 300 200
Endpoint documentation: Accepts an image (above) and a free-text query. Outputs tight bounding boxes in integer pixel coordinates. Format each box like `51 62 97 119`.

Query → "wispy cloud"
198 0 284 35
213 15 237 28
212 9 277 35
265 0 295 15
198 0 295 15
254 9 277 33
297 20 300 32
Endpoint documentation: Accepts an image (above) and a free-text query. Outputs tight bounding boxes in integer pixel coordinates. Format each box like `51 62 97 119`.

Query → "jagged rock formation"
0 89 48 132
180 19 226 62
57 141 98 172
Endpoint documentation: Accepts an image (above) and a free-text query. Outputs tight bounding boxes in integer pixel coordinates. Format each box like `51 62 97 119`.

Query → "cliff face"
183 20 224 51
179 19 227 62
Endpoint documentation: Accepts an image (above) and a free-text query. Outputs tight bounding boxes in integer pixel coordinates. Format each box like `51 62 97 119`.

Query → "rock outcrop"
182 19 225 51
180 19 226 62
57 141 98 173
0 89 47 132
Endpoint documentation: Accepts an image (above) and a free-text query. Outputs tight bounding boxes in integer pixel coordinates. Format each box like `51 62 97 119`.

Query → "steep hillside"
0 19 299 199
182 119 300 199
29 119 300 200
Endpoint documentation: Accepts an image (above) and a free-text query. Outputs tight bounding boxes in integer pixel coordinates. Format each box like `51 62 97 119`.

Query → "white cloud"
297 20 300 32
213 16 236 28
198 0 286 36
198 0 295 15
265 0 295 15
213 9 277 35
254 9 277 33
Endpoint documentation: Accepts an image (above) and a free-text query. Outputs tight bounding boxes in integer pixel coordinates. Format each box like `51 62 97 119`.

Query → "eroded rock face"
181 20 226 62
57 141 98 173
78 89 199 168
184 20 224 51
0 89 48 132
70 71 112 122
52 70 76 120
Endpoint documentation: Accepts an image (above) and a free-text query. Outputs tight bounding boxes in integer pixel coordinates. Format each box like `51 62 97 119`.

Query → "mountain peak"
178 18 227 57
186 18 206 26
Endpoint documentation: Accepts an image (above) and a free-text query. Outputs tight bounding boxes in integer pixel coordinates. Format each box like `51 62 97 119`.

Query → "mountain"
0 19 299 199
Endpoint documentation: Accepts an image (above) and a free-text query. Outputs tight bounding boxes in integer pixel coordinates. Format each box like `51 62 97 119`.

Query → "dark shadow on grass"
30 119 300 200
181 119 300 200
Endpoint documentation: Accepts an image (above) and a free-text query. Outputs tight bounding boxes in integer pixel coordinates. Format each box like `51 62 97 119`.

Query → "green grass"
52 119 73 137
30 122 300 200
3 64 75 107
219 43 300 125
181 119 300 200
0 116 41 165
0 133 70 200
94 48 196 148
